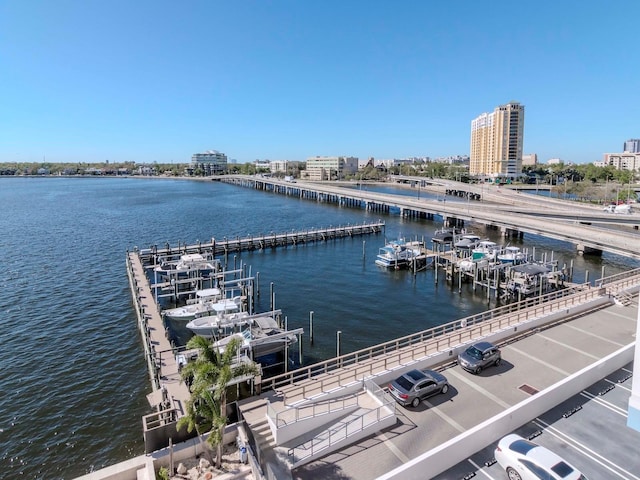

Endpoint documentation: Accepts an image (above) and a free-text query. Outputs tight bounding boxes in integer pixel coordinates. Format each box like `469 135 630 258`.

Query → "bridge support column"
628 306 640 432
576 244 602 256
501 227 520 238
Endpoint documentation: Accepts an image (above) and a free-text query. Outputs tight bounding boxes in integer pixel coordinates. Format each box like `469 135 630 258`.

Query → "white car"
494 434 588 480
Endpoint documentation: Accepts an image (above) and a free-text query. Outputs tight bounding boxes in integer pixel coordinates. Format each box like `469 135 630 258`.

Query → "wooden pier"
137 221 385 262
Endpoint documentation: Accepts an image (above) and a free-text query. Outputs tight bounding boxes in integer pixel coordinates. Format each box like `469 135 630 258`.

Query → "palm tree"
179 335 260 468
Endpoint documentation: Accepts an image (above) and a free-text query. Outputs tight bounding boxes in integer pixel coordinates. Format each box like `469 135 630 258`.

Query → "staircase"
238 380 397 473
271 380 397 469
612 290 633 306
239 394 293 480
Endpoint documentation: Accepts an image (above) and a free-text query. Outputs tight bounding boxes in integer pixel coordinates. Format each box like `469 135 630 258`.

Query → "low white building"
603 152 640 172
305 156 358 181
191 150 227 175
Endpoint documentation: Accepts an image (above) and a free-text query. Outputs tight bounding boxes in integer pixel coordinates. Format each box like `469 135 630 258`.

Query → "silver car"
388 369 449 408
457 341 501 374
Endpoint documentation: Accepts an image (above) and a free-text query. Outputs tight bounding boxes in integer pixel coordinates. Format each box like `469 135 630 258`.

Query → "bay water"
0 177 635 479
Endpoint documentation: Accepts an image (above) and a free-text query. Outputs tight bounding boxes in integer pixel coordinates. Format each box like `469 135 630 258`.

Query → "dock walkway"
138 221 386 261
126 252 191 443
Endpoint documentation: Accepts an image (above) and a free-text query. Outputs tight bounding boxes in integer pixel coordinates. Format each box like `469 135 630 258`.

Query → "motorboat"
211 314 302 358
471 241 499 261
154 253 220 279
497 246 527 265
431 227 464 245
163 294 242 322
457 256 491 273
375 238 423 269
454 234 482 255
505 263 551 296
185 310 252 338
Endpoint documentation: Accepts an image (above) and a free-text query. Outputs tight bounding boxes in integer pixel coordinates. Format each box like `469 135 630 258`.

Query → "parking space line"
377 431 411 464
535 333 600 360
423 400 466 433
534 418 640 480
580 391 627 417
605 309 638 322
447 369 510 408
606 378 631 392
468 459 498 479
561 323 625 347
505 345 570 375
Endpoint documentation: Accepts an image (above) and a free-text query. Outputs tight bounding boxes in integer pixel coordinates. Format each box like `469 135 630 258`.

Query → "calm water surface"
0 177 636 479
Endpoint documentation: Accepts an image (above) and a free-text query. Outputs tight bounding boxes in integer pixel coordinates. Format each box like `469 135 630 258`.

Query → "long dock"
137 221 386 262
126 251 193 453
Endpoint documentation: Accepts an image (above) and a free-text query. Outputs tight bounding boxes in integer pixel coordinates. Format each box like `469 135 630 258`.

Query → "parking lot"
432 363 639 480
292 302 638 480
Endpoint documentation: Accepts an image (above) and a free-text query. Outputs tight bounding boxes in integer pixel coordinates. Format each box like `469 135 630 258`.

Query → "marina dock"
126 222 388 453
137 221 385 261
126 251 194 452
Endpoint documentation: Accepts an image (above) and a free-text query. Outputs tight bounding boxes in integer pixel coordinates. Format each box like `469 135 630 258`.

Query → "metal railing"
286 385 396 465
262 285 610 400
595 267 640 288
267 391 361 428
142 407 178 431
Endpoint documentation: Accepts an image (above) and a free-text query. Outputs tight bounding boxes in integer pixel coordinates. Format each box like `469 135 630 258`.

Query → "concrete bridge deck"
220 176 640 259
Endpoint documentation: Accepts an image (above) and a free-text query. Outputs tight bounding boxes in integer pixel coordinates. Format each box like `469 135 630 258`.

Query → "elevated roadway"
220 176 640 259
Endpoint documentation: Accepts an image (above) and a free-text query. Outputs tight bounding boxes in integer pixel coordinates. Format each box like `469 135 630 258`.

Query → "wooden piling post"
270 282 274 310
309 311 314 344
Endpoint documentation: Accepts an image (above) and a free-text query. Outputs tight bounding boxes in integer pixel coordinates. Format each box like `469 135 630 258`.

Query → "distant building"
432 155 469 164
603 152 640 172
253 160 271 171
470 102 525 178
522 153 537 166
305 156 358 181
623 139 640 153
190 150 227 176
547 158 563 165
269 160 290 173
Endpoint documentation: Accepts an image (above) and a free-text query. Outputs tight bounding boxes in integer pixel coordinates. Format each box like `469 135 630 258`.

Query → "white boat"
454 234 482 255
163 294 241 322
497 246 527 264
457 256 490 273
431 227 464 245
375 238 423 269
185 311 252 338
505 264 551 296
471 241 499 261
211 314 301 358
154 253 220 279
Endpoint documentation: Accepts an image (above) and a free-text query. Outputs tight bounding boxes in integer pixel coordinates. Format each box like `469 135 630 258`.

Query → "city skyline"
1 1 639 165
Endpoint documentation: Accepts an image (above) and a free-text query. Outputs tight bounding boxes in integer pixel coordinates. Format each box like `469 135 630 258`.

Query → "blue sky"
1 1 638 165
